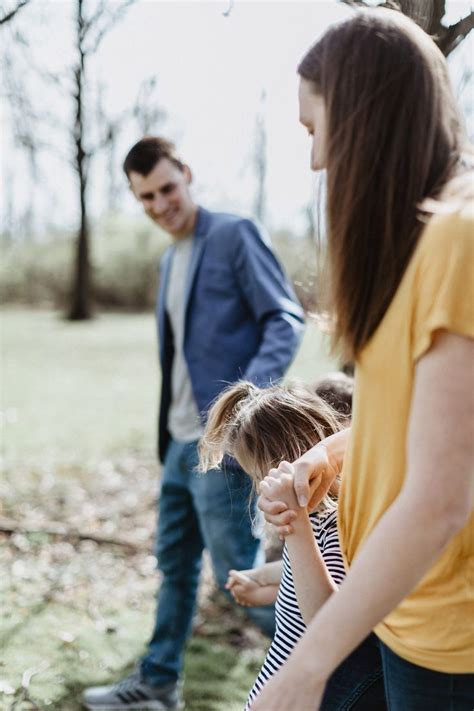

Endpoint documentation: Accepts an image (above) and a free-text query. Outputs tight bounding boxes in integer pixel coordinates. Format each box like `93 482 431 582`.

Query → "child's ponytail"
198 381 259 472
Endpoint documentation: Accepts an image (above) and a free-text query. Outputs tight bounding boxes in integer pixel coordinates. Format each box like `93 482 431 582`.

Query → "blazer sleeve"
232 219 305 385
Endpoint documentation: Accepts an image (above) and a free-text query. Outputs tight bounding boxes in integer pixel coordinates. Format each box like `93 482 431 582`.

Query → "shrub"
0 217 320 312
0 215 170 311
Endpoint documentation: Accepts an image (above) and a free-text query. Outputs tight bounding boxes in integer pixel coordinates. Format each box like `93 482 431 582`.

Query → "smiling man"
83 136 305 711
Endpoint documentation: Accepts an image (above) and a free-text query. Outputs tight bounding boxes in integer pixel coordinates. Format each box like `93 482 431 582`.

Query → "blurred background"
1 1 473 709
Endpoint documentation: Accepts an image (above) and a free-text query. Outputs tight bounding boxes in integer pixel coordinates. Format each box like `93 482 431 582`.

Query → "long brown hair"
199 381 342 511
298 8 468 359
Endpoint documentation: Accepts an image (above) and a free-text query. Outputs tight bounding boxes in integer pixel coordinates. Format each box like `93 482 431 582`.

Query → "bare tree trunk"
69 165 92 320
68 0 92 321
253 89 267 224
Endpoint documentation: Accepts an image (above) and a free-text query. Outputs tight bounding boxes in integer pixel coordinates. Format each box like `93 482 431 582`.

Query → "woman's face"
298 78 327 171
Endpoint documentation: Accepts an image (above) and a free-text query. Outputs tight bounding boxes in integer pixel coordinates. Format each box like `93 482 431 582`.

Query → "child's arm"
247 559 283 586
226 561 282 607
260 465 338 625
285 513 338 624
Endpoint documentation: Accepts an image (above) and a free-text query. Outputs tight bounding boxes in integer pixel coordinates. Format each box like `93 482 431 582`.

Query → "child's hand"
258 462 306 538
260 461 301 512
226 569 278 607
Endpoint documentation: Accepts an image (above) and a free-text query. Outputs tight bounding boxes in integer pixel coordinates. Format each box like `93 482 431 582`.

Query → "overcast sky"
1 0 473 238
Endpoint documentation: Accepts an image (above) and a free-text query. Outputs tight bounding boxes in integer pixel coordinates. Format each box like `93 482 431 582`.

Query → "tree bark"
68 0 93 320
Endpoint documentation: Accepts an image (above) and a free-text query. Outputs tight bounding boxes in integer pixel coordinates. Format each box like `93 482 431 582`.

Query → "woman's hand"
258 429 349 535
249 651 326 710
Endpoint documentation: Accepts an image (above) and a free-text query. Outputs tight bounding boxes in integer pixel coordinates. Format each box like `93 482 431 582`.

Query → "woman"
253 8 474 710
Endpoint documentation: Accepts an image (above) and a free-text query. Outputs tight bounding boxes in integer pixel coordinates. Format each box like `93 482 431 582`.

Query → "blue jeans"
321 633 387 710
379 641 474 710
140 439 275 686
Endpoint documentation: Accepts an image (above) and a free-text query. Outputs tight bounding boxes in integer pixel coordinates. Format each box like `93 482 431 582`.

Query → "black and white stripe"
246 509 345 710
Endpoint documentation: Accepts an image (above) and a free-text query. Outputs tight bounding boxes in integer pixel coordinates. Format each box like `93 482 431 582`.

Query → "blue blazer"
156 206 305 461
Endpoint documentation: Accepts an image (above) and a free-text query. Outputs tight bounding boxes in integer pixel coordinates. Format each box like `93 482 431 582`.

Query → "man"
83 137 304 710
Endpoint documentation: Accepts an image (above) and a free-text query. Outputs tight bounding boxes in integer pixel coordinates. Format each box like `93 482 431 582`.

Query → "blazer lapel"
157 247 172 361
183 207 210 322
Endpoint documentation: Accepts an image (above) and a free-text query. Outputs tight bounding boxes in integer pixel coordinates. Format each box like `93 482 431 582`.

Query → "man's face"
128 158 197 239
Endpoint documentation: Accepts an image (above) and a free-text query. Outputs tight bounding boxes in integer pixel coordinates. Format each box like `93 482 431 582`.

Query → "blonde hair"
199 381 342 514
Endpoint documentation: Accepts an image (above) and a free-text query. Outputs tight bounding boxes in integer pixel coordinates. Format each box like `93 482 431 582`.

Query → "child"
226 371 355 609
199 380 385 710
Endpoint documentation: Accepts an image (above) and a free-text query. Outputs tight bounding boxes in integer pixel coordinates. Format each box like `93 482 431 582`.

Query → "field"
0 309 335 710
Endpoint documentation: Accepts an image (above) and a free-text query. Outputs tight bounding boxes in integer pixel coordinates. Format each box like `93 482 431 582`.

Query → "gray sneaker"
82 671 184 710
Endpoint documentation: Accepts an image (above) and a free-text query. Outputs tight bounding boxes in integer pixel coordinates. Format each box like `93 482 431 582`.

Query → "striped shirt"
246 508 345 710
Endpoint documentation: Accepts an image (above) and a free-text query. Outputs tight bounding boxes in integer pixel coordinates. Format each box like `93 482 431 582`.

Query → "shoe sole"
83 703 184 711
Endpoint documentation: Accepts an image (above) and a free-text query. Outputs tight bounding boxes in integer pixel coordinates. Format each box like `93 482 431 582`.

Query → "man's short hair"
123 136 185 178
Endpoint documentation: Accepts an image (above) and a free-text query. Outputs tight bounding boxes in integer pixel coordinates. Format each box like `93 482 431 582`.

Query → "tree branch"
84 0 137 55
431 0 446 29
438 11 474 56
81 0 107 38
223 0 235 17
0 516 150 553
0 0 31 26
339 0 369 7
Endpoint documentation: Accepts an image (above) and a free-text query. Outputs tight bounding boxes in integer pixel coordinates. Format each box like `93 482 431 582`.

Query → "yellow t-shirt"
338 205 474 673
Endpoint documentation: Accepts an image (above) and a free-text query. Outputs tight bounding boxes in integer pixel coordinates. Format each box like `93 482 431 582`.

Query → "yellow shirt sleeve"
412 207 474 362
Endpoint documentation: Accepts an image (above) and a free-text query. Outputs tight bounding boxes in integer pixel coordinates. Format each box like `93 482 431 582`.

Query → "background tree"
96 75 165 215
2 49 40 242
132 76 166 136
0 0 31 25
68 0 136 321
340 0 474 56
253 89 267 225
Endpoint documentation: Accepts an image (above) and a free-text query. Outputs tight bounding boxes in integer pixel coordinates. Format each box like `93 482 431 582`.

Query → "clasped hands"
258 443 338 536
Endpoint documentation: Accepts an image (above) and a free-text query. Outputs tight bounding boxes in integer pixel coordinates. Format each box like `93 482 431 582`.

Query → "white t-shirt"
166 235 203 443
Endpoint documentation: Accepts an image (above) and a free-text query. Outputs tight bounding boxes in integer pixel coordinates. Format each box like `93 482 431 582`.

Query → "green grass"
0 308 334 710
1 309 159 463
1 308 335 464
0 597 261 710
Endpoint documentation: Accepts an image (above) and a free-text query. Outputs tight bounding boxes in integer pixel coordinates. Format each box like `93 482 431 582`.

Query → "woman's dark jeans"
379 640 474 710
321 633 387 710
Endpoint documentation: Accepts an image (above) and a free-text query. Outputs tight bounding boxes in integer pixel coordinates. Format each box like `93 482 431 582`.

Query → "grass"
1 309 159 463
1 308 335 463
0 596 262 710
0 308 335 710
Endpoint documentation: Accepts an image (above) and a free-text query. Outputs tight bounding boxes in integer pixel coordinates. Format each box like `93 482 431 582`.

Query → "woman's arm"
261 466 338 625
250 331 474 710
